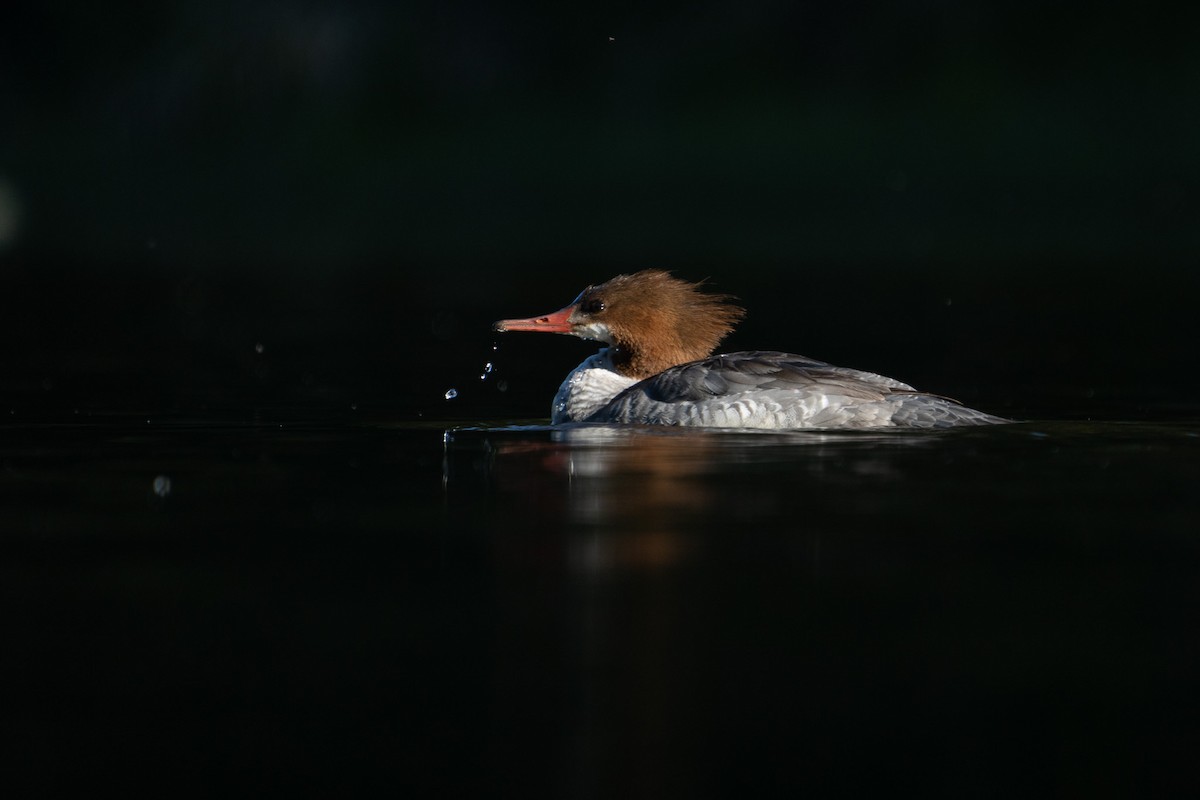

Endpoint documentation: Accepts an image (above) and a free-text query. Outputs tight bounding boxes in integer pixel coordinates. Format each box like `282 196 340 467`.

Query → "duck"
493 270 1008 429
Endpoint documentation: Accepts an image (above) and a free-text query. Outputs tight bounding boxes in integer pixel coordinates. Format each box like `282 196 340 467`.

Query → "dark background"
4 5 1200 797
2 1 1198 420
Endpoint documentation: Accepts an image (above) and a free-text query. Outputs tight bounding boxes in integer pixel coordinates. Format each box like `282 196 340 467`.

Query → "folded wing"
591 351 1005 428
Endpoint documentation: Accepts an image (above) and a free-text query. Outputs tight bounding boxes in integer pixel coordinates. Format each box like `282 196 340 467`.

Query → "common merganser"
493 270 1008 429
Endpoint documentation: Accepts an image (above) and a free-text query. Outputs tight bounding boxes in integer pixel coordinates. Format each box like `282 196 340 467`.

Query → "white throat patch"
571 320 613 344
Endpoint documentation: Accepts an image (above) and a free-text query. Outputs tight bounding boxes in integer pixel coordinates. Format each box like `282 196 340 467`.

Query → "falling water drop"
444 388 458 400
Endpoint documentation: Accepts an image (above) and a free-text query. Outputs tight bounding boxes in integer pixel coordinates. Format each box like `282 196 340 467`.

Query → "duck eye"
580 298 605 314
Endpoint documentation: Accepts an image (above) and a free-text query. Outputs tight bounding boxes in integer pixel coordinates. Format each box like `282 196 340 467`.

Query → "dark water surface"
4 416 1199 795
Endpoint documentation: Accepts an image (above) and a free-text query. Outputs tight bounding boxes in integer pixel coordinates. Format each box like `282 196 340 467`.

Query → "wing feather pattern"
589 351 1006 429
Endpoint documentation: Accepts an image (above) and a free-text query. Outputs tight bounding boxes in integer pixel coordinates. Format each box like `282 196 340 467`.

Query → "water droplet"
152 475 171 497
255 342 264 354
497 380 509 392
444 388 458 400
350 403 358 411
484 362 494 373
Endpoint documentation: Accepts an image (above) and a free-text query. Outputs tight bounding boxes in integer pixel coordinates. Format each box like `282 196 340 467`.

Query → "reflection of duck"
495 270 1008 429
446 425 935 575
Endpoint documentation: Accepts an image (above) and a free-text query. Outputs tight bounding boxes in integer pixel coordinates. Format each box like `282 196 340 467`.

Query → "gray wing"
594 351 1007 428
632 351 915 403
